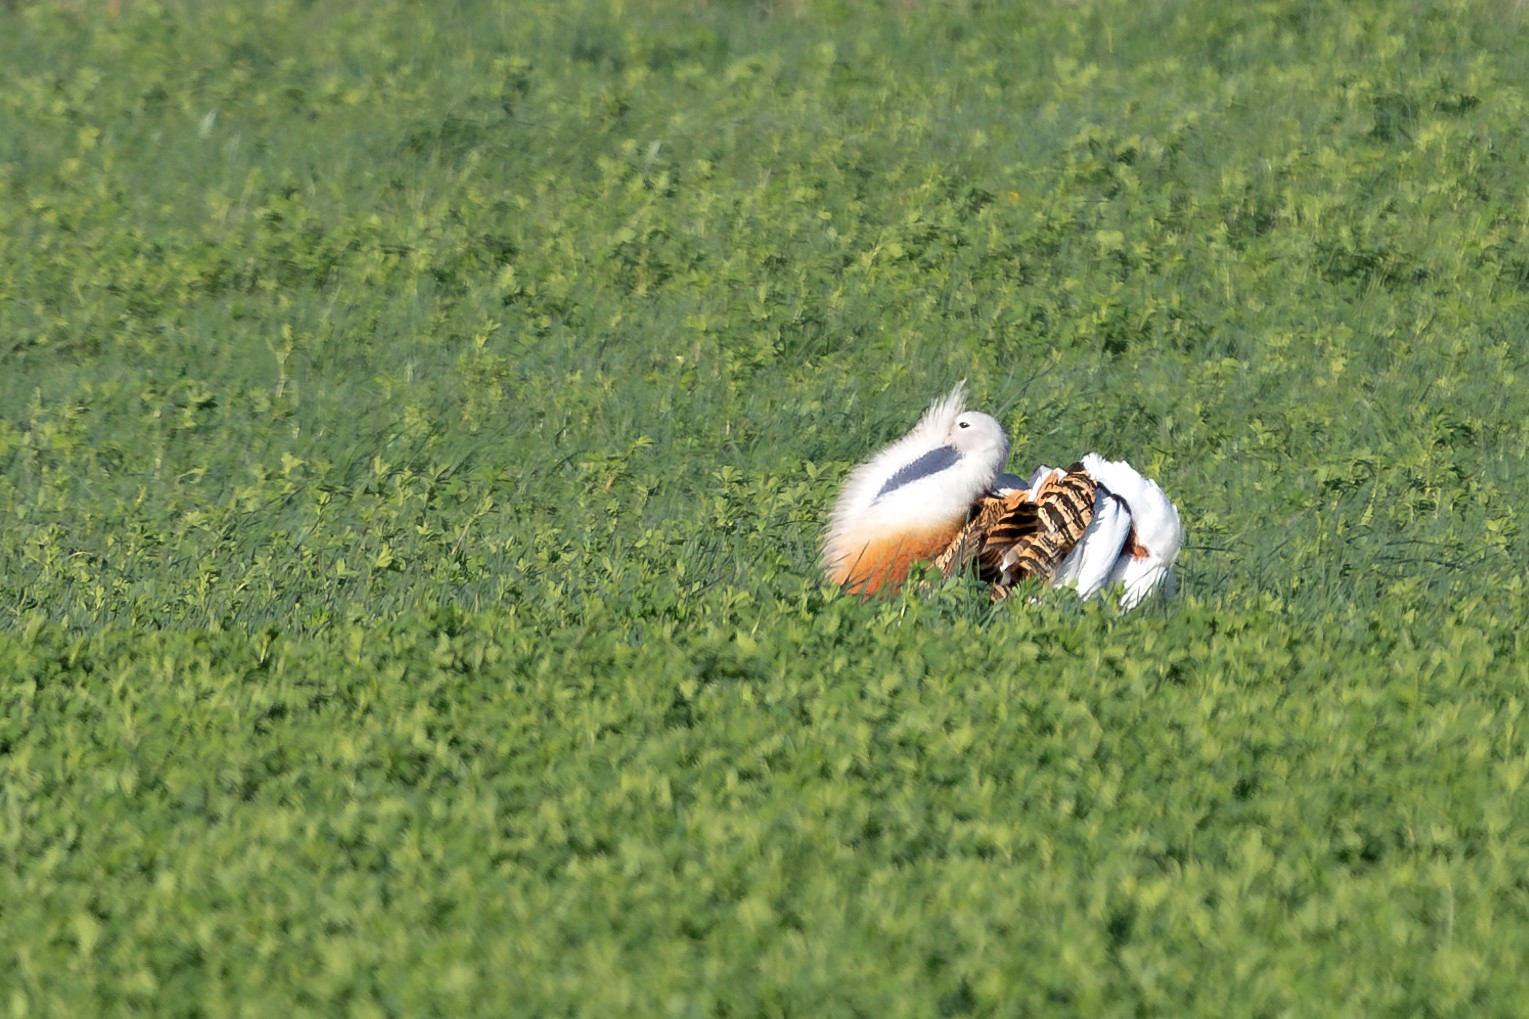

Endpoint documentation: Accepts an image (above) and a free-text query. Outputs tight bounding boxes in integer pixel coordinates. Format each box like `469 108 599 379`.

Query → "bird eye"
958 421 970 428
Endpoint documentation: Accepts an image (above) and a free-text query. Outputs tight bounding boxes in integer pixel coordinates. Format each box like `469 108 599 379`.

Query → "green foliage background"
3 0 1528 1014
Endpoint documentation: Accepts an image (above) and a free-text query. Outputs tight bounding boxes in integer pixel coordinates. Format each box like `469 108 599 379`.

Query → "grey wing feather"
873 445 960 502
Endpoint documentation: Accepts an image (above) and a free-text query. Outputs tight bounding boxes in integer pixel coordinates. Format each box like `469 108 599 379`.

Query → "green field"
4 0 1529 1014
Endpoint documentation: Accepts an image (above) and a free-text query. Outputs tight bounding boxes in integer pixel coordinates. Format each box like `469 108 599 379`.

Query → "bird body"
822 385 1183 607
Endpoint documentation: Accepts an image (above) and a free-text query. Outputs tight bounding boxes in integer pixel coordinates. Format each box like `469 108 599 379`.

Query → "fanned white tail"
1053 455 1183 608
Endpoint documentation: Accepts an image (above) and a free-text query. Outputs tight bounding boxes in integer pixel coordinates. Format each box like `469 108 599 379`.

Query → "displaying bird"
821 383 1182 608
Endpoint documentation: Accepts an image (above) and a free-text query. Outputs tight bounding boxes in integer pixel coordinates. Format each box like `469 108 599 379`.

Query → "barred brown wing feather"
975 496 1041 580
935 492 1036 577
1000 464 1096 583
938 464 1097 594
932 524 970 577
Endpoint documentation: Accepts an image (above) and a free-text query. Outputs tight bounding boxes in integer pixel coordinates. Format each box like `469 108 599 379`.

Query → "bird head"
946 409 1009 475
824 383 1013 554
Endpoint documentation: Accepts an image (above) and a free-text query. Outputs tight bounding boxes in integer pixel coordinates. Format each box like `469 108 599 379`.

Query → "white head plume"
822 382 1010 581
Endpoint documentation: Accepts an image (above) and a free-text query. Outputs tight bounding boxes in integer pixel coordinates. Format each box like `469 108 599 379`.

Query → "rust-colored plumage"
935 463 1097 598
829 525 964 596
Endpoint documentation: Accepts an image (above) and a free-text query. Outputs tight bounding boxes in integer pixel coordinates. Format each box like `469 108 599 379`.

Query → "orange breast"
828 524 964 595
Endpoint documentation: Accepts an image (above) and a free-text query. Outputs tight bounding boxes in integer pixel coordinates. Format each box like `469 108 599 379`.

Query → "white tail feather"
1080 454 1183 608
1053 487 1134 600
